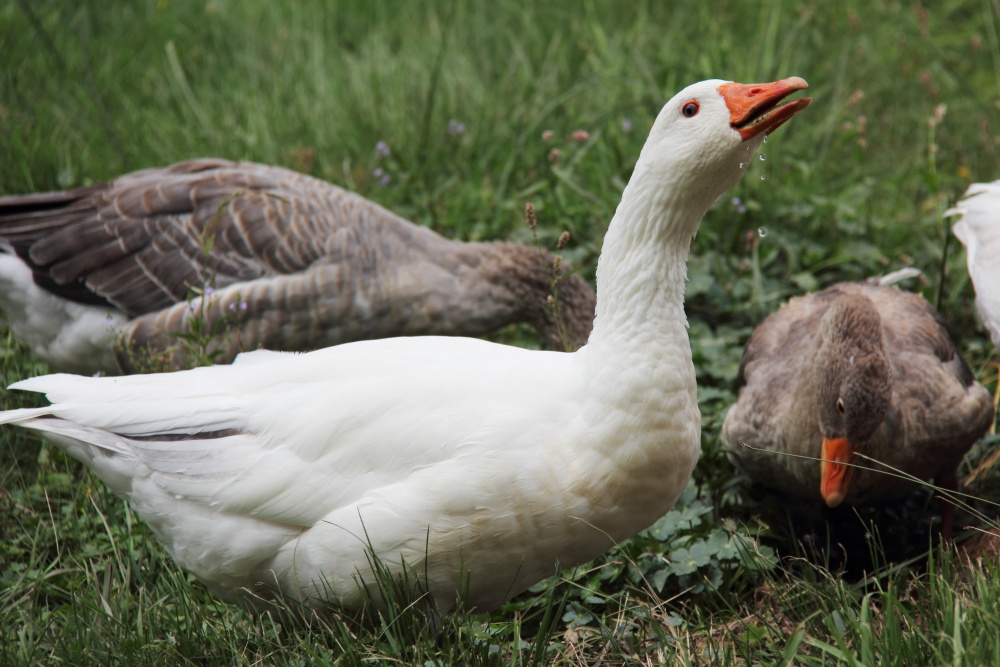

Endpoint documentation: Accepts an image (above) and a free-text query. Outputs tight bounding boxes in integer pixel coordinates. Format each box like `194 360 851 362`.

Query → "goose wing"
0 159 432 317
6 337 574 524
858 283 994 470
2 336 586 607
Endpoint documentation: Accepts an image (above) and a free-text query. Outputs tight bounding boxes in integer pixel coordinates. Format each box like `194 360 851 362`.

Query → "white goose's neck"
587 173 714 352
566 171 712 536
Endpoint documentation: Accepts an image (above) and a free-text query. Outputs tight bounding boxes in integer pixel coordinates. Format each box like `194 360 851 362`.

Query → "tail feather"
12 415 134 456
0 406 61 426
6 369 249 436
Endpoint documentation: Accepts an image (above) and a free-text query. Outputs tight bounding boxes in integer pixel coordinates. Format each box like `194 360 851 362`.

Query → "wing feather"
8 338 574 528
0 159 424 317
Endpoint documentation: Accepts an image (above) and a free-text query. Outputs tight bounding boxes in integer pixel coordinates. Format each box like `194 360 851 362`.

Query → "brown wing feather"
0 159 407 317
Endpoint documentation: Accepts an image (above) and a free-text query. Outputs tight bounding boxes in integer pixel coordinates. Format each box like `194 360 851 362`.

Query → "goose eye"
836 398 846 416
681 101 700 118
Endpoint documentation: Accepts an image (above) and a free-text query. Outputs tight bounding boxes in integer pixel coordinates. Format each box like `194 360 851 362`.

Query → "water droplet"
759 154 766 161
763 135 768 144
760 175 766 181
758 227 768 238
739 162 745 169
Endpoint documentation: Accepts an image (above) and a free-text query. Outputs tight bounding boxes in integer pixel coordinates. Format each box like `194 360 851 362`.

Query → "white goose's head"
632 77 811 219
593 77 811 340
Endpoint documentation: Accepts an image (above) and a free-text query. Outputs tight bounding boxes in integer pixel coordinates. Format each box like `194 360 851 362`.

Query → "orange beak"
718 77 812 140
820 436 855 508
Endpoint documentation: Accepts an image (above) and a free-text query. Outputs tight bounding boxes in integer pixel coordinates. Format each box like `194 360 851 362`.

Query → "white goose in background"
0 77 811 613
950 180 1000 347
0 159 596 374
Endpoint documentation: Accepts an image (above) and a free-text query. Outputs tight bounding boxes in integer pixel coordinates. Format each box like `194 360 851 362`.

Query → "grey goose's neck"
446 240 596 351
792 295 893 441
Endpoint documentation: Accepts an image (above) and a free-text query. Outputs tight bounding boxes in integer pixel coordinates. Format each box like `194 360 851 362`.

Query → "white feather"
0 245 126 373
949 181 1000 346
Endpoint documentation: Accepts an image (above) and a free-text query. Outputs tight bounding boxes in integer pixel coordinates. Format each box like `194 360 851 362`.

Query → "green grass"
2 0 1000 664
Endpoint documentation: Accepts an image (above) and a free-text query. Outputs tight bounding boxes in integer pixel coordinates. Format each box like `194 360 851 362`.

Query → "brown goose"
0 159 596 374
722 282 994 537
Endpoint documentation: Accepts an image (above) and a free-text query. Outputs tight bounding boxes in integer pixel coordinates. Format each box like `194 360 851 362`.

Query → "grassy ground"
1 0 1000 664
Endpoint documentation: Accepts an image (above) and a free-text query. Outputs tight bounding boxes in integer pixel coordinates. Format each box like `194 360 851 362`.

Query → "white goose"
950 181 1000 347
0 160 596 374
0 77 810 613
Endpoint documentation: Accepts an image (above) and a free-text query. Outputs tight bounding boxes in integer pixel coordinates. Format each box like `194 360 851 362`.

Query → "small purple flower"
447 119 465 135
375 140 391 157
622 118 633 133
92 371 104 378
105 314 115 327
204 286 215 295
373 167 391 186
731 196 747 215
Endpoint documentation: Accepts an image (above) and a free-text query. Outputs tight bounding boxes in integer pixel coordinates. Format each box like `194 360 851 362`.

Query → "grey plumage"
722 282 993 507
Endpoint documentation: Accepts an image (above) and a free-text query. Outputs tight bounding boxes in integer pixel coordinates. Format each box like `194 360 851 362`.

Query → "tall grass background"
1 0 999 664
